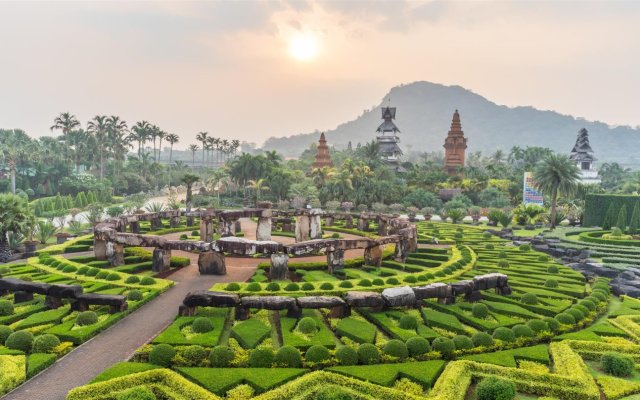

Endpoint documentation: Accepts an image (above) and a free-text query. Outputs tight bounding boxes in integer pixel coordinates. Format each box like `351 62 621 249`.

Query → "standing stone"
377 219 388 236
357 217 369 232
395 239 408 262
408 227 418 253
234 220 242 233
130 221 140 233
295 215 310 242
94 239 108 261
198 251 226 275
200 219 215 242
327 249 345 274
364 245 383 267
345 216 354 229
186 216 195 226
257 217 272 241
108 243 125 266
151 217 163 230
282 219 293 232
170 216 181 228
325 216 334 227
269 254 289 281
152 248 171 273
310 212 323 240
218 218 234 237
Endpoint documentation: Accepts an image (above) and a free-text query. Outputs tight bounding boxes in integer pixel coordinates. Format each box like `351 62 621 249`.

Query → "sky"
1 0 639 149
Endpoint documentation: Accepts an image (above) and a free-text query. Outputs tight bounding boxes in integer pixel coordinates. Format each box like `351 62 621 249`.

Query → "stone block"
152 248 171 273
382 286 416 307
257 217 272 241
14 291 34 303
364 245 383 267
198 251 226 275
269 254 289 281
344 291 385 310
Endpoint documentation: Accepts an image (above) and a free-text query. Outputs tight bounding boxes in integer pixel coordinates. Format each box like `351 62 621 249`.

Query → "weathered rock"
45 296 63 309
296 296 346 309
240 296 296 310
198 251 226 275
107 242 125 266
364 245 383 267
295 215 311 242
153 248 171 273
182 290 240 307
382 286 416 307
269 254 289 281
47 284 83 299
14 291 34 303
344 291 385 309
0 278 51 294
465 291 482 302
569 263 619 279
327 249 345 274
413 282 452 300
256 217 272 241
310 213 323 239
94 238 108 260
450 280 474 296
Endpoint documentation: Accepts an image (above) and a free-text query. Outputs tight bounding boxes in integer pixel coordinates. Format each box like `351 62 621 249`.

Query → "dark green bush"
358 279 372 287
519 244 531 252
77 266 89 275
472 303 489 319
498 251 507 259
182 345 208 367
520 293 538 305
579 299 596 311
555 312 576 325
266 282 280 292
32 334 60 353
225 282 241 291
386 277 400 285
76 311 98 326
62 265 78 273
567 308 585 322
246 282 262 292
527 320 549 334
538 255 549 262
543 317 560 332
0 325 14 344
547 265 559 274
497 260 509 268
453 335 473 350
338 281 353 288
335 346 358 365
284 282 300 291
357 343 380 365
601 352 635 377
486 244 495 250
432 337 456 357
512 324 534 338
96 270 109 279
209 345 234 367
249 348 274 367
297 317 317 334
403 276 417 283
106 272 121 281
5 330 34 352
383 339 408 359
472 332 494 347
140 277 156 286
149 344 175 367
372 278 385 286
191 317 213 333
301 282 315 291
305 345 330 363
476 377 516 400
319 282 334 290
0 300 14 316
275 345 302 368
406 336 430 357
492 327 515 342
544 279 558 288
398 315 418 330
86 267 100 276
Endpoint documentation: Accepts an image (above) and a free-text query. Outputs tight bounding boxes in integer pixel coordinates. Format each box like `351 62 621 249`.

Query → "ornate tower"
312 132 332 169
443 109 468 176
570 128 600 184
376 105 403 170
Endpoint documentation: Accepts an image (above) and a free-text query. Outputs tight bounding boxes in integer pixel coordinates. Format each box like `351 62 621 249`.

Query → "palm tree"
130 121 151 157
212 137 221 163
0 193 28 262
188 144 199 164
246 178 270 203
231 139 240 158
50 112 80 169
106 115 130 185
157 129 166 162
208 169 229 204
181 174 200 212
166 133 179 163
221 139 230 162
0 130 29 193
87 115 109 180
533 153 580 229
149 125 160 162
196 132 208 164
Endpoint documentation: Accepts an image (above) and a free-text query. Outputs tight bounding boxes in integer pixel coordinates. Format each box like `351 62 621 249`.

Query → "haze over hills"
262 81 640 167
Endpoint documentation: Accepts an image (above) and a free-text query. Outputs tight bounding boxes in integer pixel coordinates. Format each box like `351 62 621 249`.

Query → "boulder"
413 282 452 300
382 286 416 307
343 291 385 309
198 251 226 275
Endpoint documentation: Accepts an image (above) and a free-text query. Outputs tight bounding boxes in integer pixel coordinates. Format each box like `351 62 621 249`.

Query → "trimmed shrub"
399 315 418 330
225 282 241 291
497 259 509 268
579 299 596 311
5 330 34 352
335 346 358 365
96 270 109 279
601 352 634 377
338 281 353 288
105 272 121 281
305 345 330 363
406 336 430 357
472 303 489 319
86 267 100 276
0 299 14 316
566 308 585 322
555 312 576 326
275 345 302 368
543 317 560 332
301 282 315 291
319 282 334 290
547 265 559 274
149 344 175 367
77 266 89 275
403 275 417 284
32 334 60 353
76 311 98 326
0 325 14 344
527 320 549 334
512 324 534 338
372 278 384 286
544 279 558 288
183 345 208 367
62 265 78 273
357 343 380 365
498 251 507 259
249 348 274 367
383 339 408 359
246 282 262 292
265 282 280 292
297 317 317 334
125 276 140 284
453 335 473 350
486 244 495 250
432 337 456 357
476 377 516 400
520 293 538 305
127 290 144 301
140 277 156 286
116 387 156 400
191 317 214 333
538 255 549 262
209 345 234 367
519 244 531 252
358 279 372 287
472 332 494 347
386 277 400 285
493 327 515 342
316 386 355 400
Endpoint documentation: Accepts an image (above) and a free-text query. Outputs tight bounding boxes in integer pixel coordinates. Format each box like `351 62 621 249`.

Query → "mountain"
262 81 640 167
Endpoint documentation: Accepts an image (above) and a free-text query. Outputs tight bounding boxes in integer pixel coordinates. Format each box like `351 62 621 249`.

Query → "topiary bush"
5 330 34 352
285 282 300 291
249 348 274 367
538 255 549 262
547 265 559 274
566 308 585 322
555 312 576 326
209 345 234 367
512 324 534 338
335 346 358 365
403 275 417 283
275 345 302 368
338 281 353 288
0 325 13 344
472 332 494 347
544 279 558 288
246 282 262 292
527 320 549 334
601 352 635 377
358 279 372 287
372 278 385 286
149 343 175 367
498 251 507 259
182 345 208 367
77 266 89 275
96 270 109 279
140 277 156 285
86 267 100 277
432 337 456 357
225 282 241 291
453 335 473 350
62 265 78 273
357 343 380 365
519 244 531 252
493 327 515 342
127 289 144 301
520 293 538 305
398 315 418 330
472 303 489 319
266 282 280 292
32 334 60 353
301 282 315 291
486 244 495 250
406 336 430 357
116 387 157 400
383 339 408 359
476 377 516 400
0 299 14 316
125 276 140 284
76 311 98 326
297 317 317 334
579 299 596 311
191 317 214 333
497 259 510 268
305 345 330 363
543 317 560 332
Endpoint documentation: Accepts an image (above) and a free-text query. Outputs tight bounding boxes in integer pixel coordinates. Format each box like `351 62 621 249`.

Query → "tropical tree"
207 169 229 204
0 130 30 193
533 153 580 229
246 178 270 203
181 174 199 212
50 112 81 168
196 132 208 164
107 116 130 186
130 121 151 157
0 194 28 262
188 144 199 164
166 133 179 163
87 115 109 180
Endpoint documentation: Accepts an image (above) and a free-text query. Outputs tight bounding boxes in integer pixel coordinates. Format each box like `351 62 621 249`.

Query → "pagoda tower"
376 105 403 170
312 132 333 169
443 109 468 176
570 128 600 184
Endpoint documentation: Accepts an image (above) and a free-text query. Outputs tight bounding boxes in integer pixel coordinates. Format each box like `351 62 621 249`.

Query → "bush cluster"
472 303 489 319
305 345 331 363
76 311 99 326
601 352 634 377
275 345 302 367
191 317 214 333
383 339 408 359
357 343 380 364
149 344 175 367
5 330 34 352
476 377 516 400
32 334 60 353
210 345 234 367
249 348 274 367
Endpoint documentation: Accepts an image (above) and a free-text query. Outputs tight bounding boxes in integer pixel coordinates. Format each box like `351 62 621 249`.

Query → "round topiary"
383 339 408 359
483 232 492 239
305 345 330 363
486 244 495 250
183 345 208 366
372 278 385 286
338 281 353 288
116 387 157 400
476 376 516 400
285 282 300 291
527 320 549 334
520 293 538 305
86 267 100 276
76 311 98 326
297 317 317 334
601 352 635 377
567 308 585 322
266 282 280 292
0 300 14 316
127 289 144 301
140 277 156 285
472 332 494 348
5 330 34 352
512 324 534 338
191 317 214 333
319 282 334 290
249 348 274 367
538 255 549 262
225 282 241 291
209 345 235 367
453 335 473 350
77 266 89 275
301 282 315 291
357 343 380 365
497 259 510 268
547 265 559 274
403 275 417 283
498 251 507 259
555 312 576 326
335 346 358 365
399 315 418 330
543 317 560 332
493 327 515 342
406 336 430 357
62 265 77 273
579 299 596 311
386 277 400 285
0 325 14 344
519 244 531 252
275 345 302 367
96 270 109 279
358 279 372 287
246 282 262 292
149 343 175 367
125 276 140 284
472 303 489 319
591 291 607 302
432 337 456 357
32 334 60 353
544 279 558 288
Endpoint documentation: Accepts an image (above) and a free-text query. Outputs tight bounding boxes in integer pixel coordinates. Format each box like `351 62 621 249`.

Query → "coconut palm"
0 130 29 193
157 129 166 162
181 174 200 212
208 169 229 204
87 115 109 180
0 194 28 262
130 121 151 157
166 133 179 163
196 132 208 164
246 178 270 202
188 144 199 164
50 112 81 168
533 153 580 229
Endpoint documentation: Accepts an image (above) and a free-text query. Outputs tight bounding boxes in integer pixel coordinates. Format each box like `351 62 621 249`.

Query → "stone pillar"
257 217 272 241
395 239 408 262
438 296 456 305
178 305 197 316
357 217 368 232
94 239 108 261
310 213 323 240
364 245 383 267
130 221 140 233
345 216 354 229
408 227 418 253
328 305 351 318
186 216 195 226
198 251 226 275
45 296 62 309
282 219 293 232
377 219 388 236
200 218 214 242
325 216 334 227
295 215 310 242
235 306 250 321
234 220 242 233
152 248 171 273
108 243 125 266
151 217 163 230
218 218 233 237
269 254 289 281
465 291 482 302
327 249 345 274
170 216 181 228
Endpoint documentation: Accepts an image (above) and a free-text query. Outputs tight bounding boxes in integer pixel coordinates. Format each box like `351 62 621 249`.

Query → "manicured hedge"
584 194 640 227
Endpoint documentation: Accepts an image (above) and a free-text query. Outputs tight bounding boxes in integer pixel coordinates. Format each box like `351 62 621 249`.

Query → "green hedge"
584 194 640 227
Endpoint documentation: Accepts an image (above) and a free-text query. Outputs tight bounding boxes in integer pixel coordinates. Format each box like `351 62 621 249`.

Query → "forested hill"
262 81 640 166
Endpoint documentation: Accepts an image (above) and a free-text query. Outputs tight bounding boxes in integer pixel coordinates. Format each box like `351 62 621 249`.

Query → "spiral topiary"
275 345 302 367
32 334 60 353
76 311 98 326
209 345 235 367
335 346 358 365
249 348 274 367
149 343 175 367
398 315 418 330
472 332 494 348
383 339 408 359
191 317 214 333
357 343 380 365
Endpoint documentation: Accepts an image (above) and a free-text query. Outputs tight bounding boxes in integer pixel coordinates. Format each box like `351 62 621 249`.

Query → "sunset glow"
288 34 319 62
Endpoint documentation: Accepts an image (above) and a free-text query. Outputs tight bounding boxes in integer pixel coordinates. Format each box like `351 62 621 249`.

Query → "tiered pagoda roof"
376 106 403 169
443 109 468 176
312 132 333 169
570 128 596 162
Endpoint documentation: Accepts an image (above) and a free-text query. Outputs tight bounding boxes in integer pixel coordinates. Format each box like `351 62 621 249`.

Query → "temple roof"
571 128 594 153
376 106 400 134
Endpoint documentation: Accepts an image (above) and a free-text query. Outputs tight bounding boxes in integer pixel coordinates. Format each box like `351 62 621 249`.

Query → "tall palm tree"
212 137 221 164
208 169 229 204
181 174 200 212
106 115 130 185
533 153 580 229
246 178 270 202
0 193 28 262
87 115 109 180
206 136 216 166
166 133 179 163
50 112 81 170
196 132 208 164
231 139 240 158
188 144 199 164
149 125 160 162
0 130 30 194
221 139 230 162
130 121 151 157
157 129 166 162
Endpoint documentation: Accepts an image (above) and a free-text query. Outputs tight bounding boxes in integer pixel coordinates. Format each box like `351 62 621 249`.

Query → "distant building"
376 105 403 170
570 128 600 184
443 109 468 176
312 132 333 169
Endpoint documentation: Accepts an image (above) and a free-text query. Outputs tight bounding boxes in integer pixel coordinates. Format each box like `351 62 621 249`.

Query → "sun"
288 34 319 62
